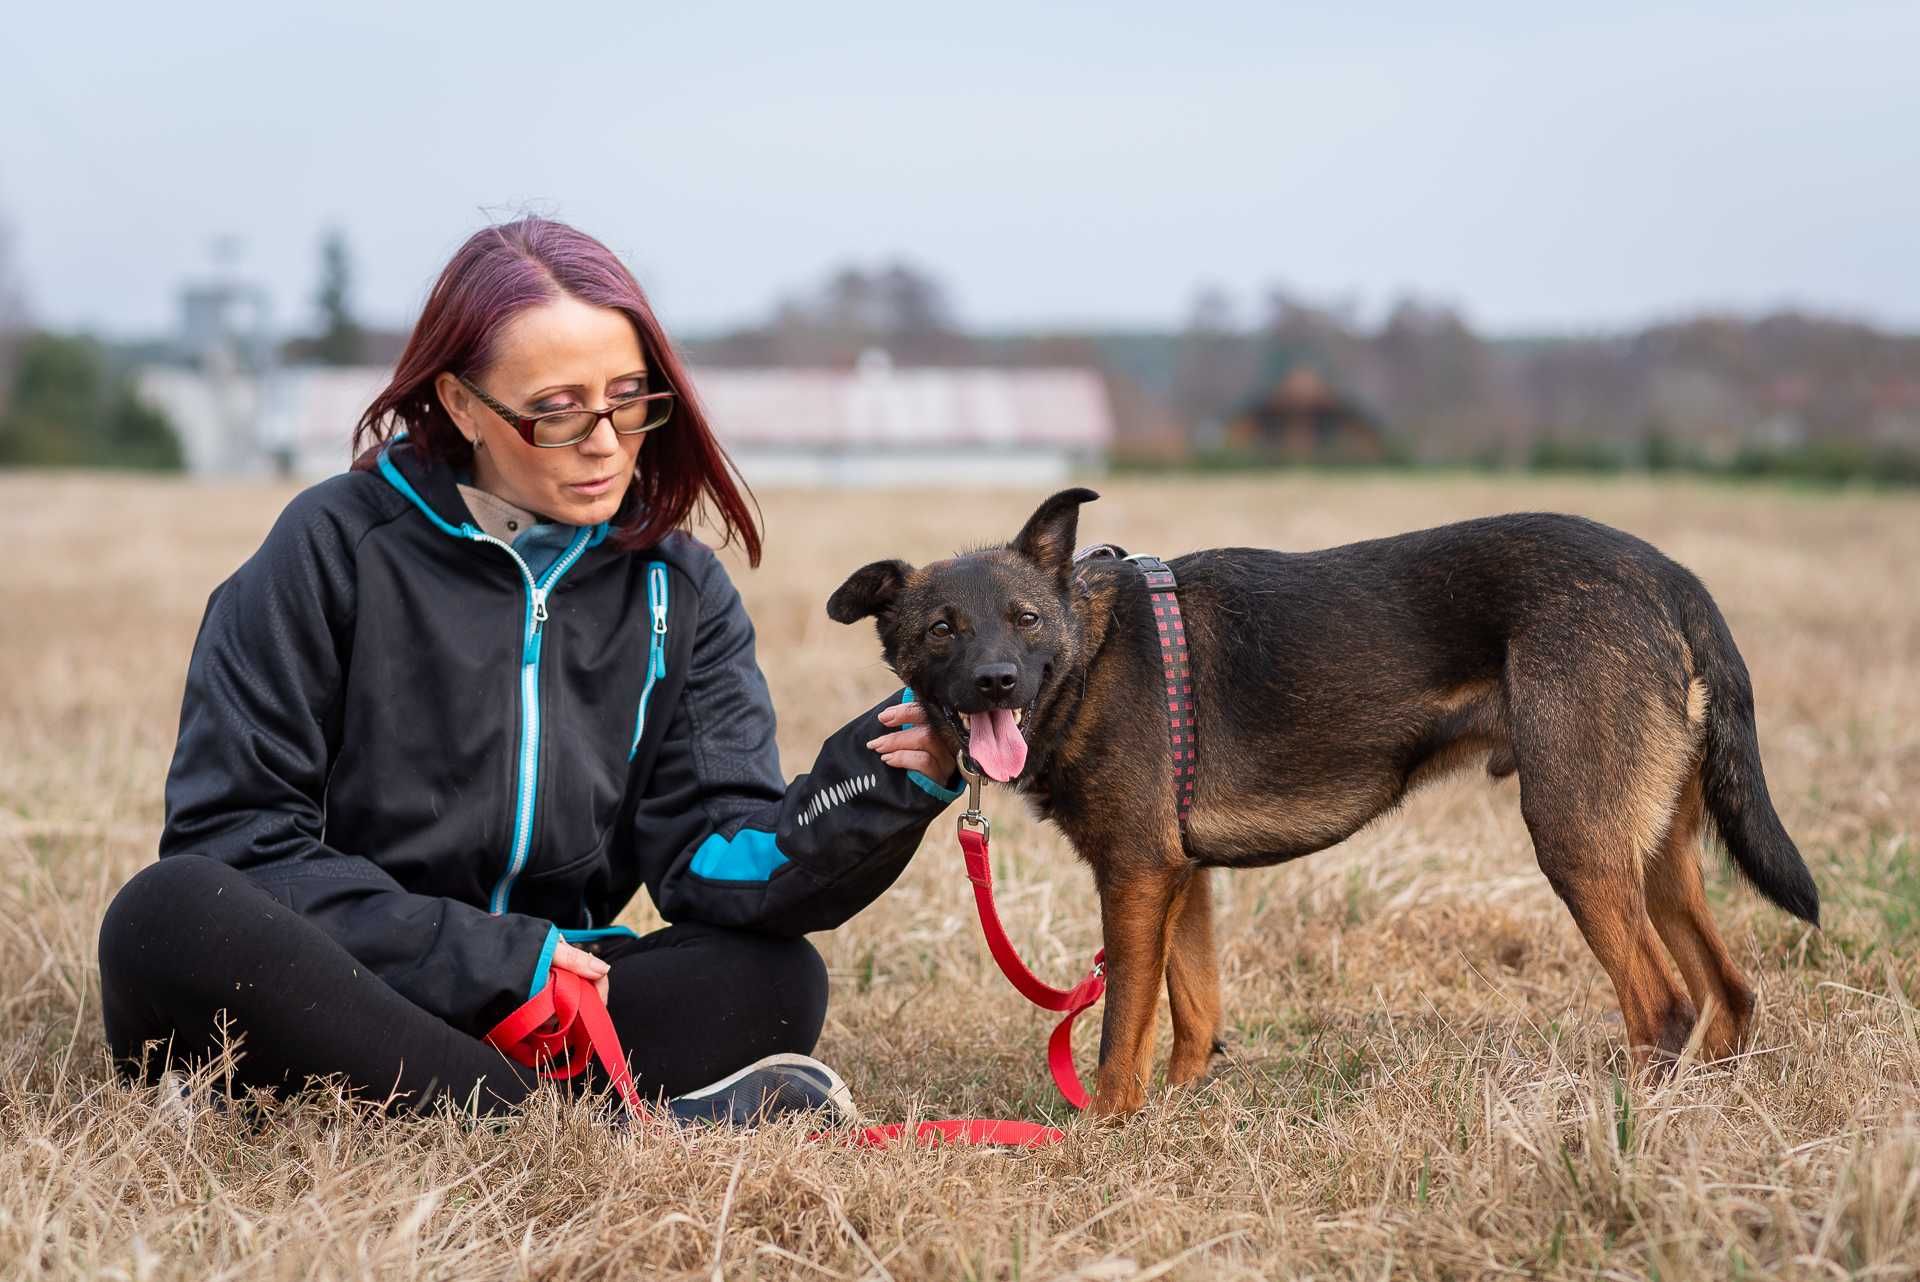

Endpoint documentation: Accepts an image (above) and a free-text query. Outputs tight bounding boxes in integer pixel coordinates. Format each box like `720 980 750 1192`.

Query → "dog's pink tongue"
968 708 1028 782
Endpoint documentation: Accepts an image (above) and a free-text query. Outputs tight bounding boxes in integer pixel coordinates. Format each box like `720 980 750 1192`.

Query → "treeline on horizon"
3 245 1917 485
686 265 1920 487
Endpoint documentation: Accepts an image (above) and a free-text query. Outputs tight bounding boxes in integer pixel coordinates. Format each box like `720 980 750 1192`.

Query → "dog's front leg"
1090 861 1186 1117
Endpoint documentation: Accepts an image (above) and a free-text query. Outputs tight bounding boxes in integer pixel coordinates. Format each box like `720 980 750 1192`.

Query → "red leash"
486 967 646 1116
958 816 1105 1110
486 947 1068 1147
848 1118 1063 1148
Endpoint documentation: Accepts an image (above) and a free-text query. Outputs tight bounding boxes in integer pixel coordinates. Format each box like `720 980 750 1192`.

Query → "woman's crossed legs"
98 854 828 1118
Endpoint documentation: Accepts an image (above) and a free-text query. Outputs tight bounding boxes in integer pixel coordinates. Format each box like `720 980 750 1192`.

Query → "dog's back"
1169 514 1810 912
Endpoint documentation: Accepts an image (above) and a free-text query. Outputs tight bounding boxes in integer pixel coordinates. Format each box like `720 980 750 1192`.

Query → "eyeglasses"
453 372 675 448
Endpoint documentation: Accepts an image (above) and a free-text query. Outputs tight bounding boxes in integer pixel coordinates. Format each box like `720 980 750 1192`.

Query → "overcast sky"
5 1 1916 341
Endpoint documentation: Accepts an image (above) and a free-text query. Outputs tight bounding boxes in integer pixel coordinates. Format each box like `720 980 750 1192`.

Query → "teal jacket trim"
526 924 562 997
689 828 790 882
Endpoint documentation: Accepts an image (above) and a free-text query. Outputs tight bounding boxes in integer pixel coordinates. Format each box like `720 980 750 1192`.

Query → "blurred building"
138 364 385 479
1223 361 1387 462
137 242 295 477
137 348 1113 484
690 349 1111 486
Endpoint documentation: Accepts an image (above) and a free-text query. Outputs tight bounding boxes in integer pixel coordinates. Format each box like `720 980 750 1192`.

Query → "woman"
97 217 964 1125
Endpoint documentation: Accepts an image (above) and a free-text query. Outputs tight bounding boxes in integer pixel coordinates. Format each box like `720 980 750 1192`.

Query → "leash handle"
485 968 644 1118
1047 1004 1099 1111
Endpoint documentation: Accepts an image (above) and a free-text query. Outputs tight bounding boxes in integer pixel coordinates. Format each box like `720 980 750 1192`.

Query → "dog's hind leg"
1165 868 1222 1089
1091 860 1186 1117
1508 641 1698 1070
1529 827 1696 1069
1645 767 1757 1060
1561 872 1696 1070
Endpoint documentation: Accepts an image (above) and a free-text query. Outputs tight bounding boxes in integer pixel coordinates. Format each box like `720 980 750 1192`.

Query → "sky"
4 1 1916 342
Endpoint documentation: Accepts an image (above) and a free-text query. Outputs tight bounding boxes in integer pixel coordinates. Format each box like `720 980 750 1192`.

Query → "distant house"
691 350 1111 485
137 364 390 479
1224 361 1387 462
137 349 1113 485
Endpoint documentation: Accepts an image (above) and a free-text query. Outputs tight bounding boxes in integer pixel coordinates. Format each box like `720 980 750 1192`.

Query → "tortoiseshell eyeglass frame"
452 371 675 448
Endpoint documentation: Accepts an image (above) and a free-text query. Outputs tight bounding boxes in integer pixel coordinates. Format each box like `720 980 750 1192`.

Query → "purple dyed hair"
352 216 761 565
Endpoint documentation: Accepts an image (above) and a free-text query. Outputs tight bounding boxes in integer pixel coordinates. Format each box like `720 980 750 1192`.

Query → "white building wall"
136 361 1114 486
728 447 1092 488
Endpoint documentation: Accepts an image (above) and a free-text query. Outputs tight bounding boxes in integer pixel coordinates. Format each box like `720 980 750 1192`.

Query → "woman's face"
435 294 651 526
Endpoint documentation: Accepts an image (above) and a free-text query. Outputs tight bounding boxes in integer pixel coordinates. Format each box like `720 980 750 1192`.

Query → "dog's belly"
1193 842 1328 871
1184 792 1418 870
1181 732 1510 869
1183 773 1400 868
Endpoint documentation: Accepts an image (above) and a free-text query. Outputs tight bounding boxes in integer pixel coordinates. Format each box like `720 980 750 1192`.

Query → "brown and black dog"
828 489 1819 1116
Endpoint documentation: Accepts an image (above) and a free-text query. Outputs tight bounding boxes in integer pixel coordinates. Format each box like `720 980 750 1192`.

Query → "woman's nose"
577 415 620 457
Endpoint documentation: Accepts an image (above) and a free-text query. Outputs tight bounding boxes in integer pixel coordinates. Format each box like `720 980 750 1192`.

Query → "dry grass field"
2 469 1917 1281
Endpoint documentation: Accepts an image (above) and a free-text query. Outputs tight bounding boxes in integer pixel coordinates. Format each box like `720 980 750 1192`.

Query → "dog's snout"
974 663 1018 697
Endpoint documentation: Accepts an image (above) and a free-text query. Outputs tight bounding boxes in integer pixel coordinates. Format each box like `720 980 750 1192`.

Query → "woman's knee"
701 929 830 1049
99 856 224 1069
100 856 230 975
98 855 263 1036
764 934 829 1031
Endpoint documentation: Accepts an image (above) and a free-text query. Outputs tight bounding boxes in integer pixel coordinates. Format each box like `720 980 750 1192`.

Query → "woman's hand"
867 701 960 785
551 940 610 1005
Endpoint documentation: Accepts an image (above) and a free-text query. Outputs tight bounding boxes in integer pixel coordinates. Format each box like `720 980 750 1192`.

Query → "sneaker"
663 1053 862 1129
156 1069 195 1129
155 1068 237 1119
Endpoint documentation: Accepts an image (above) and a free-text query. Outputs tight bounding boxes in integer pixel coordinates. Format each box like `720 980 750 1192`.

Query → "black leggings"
98 854 829 1117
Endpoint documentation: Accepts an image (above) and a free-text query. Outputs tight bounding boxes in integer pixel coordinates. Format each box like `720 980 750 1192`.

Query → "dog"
828 489 1819 1116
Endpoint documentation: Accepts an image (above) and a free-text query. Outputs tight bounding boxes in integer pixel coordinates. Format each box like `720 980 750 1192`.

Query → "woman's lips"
568 475 616 496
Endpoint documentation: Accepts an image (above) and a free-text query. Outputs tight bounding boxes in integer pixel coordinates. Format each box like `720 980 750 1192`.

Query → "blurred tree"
1374 295 1513 459
0 332 182 469
0 196 28 413
1171 284 1255 444
762 260 968 364
312 226 364 365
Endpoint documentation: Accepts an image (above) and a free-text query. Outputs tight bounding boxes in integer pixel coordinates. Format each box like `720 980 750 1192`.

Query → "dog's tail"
1678 576 1820 926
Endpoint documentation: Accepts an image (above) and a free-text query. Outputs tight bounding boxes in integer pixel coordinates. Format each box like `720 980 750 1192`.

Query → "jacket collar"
376 433 613 549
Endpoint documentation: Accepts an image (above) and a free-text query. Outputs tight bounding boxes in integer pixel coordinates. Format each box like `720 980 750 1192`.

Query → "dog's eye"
929 620 953 639
1016 610 1040 629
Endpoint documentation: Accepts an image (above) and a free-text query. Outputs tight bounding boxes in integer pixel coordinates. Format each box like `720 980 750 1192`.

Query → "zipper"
471 525 595 914
628 560 670 761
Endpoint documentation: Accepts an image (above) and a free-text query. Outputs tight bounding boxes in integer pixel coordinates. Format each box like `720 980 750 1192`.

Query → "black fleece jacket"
158 437 964 1037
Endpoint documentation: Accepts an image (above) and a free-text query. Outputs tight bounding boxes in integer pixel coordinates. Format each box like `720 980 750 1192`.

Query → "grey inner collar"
457 482 543 544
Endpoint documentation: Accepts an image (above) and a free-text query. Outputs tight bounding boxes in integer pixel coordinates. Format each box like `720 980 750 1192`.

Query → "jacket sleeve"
158 486 558 1037
635 546 965 934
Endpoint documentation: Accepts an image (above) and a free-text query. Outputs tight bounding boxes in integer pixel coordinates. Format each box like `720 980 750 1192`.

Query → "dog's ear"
827 558 914 625
1011 487 1100 587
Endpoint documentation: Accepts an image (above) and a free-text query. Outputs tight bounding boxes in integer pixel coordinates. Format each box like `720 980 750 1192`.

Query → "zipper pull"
650 569 668 635
532 588 550 630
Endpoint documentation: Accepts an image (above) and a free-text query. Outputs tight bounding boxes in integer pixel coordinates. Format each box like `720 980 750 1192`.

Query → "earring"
470 434 484 450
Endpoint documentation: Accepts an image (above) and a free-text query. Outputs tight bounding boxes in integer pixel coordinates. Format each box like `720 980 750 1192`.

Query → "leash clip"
956 766 991 838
